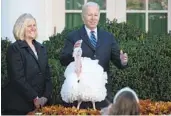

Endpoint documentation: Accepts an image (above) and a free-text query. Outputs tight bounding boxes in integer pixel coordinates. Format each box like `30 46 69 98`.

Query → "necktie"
90 31 97 48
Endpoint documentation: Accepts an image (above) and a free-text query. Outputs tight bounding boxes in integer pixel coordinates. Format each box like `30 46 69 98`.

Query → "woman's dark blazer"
2 40 52 113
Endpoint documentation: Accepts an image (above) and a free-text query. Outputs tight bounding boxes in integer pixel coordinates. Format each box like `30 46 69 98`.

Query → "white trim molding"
114 0 126 23
52 0 65 34
168 0 171 33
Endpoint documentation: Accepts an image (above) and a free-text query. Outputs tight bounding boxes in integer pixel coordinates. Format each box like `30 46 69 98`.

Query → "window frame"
126 0 170 33
52 0 171 33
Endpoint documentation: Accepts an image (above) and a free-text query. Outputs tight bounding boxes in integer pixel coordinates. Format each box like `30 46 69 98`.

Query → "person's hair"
108 87 140 115
13 13 37 40
81 2 100 20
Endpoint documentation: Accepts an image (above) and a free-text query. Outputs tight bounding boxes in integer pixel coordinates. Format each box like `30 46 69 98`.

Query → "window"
65 0 106 29
126 0 168 34
53 0 170 34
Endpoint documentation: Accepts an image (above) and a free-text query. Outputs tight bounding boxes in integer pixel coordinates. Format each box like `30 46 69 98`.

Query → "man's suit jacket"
60 25 125 72
2 40 52 113
60 25 126 106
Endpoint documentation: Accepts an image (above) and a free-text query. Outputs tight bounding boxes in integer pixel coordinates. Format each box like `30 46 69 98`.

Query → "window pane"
65 13 83 29
99 13 106 24
66 0 84 10
127 0 145 10
87 0 106 10
65 13 106 29
148 13 167 34
149 0 168 10
127 13 145 31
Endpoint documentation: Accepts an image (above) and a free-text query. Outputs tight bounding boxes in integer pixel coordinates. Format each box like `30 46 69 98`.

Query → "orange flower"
27 100 171 115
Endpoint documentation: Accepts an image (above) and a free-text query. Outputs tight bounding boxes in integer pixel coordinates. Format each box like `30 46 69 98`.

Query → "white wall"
52 0 65 33
168 0 171 33
2 0 170 39
114 0 126 23
106 0 115 21
1 0 53 43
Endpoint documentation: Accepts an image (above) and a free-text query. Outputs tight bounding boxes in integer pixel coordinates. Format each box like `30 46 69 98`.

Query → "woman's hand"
33 97 41 109
39 97 48 107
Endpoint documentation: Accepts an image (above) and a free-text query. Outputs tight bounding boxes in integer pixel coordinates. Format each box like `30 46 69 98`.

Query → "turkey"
60 40 108 110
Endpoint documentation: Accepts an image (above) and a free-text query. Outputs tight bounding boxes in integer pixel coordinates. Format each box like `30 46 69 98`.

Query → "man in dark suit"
60 2 128 109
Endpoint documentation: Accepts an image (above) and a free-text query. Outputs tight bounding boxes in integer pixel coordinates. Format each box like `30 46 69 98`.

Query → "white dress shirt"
84 25 98 41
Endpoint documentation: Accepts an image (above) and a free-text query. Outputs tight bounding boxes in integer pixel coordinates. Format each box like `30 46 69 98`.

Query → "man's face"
83 5 100 30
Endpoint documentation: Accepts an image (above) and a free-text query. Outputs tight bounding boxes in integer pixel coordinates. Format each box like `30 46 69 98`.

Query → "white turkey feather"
60 57 108 103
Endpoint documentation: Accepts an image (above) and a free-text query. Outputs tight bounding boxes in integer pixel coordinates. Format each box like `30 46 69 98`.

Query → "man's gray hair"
82 2 100 17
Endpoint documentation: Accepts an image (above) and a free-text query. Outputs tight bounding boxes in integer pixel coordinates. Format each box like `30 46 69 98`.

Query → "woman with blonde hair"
2 13 52 115
101 87 140 115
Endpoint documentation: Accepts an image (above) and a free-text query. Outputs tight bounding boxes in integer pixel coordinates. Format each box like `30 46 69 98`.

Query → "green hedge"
1 21 171 104
1 38 11 88
111 35 171 101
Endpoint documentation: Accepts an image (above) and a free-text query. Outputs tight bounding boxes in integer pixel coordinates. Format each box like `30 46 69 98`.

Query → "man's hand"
39 97 48 107
74 40 82 48
73 48 82 57
120 50 128 65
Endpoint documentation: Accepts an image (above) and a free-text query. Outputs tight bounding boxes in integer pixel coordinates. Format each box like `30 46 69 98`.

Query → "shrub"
1 38 11 88
101 19 147 41
1 20 171 104
110 34 171 101
28 100 171 115
42 26 81 104
42 20 171 103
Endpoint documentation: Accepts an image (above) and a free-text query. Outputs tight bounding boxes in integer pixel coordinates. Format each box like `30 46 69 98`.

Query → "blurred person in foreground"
100 87 140 115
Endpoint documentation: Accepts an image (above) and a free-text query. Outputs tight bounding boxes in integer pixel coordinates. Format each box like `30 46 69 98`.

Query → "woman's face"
24 19 37 40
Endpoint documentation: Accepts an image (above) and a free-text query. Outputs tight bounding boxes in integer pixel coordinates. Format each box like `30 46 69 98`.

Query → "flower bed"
28 100 171 115
139 99 171 115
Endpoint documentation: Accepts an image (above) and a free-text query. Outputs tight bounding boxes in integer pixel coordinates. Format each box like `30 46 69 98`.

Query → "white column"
106 0 115 21
168 0 171 33
45 0 53 39
146 0 149 32
52 0 65 33
114 0 126 23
